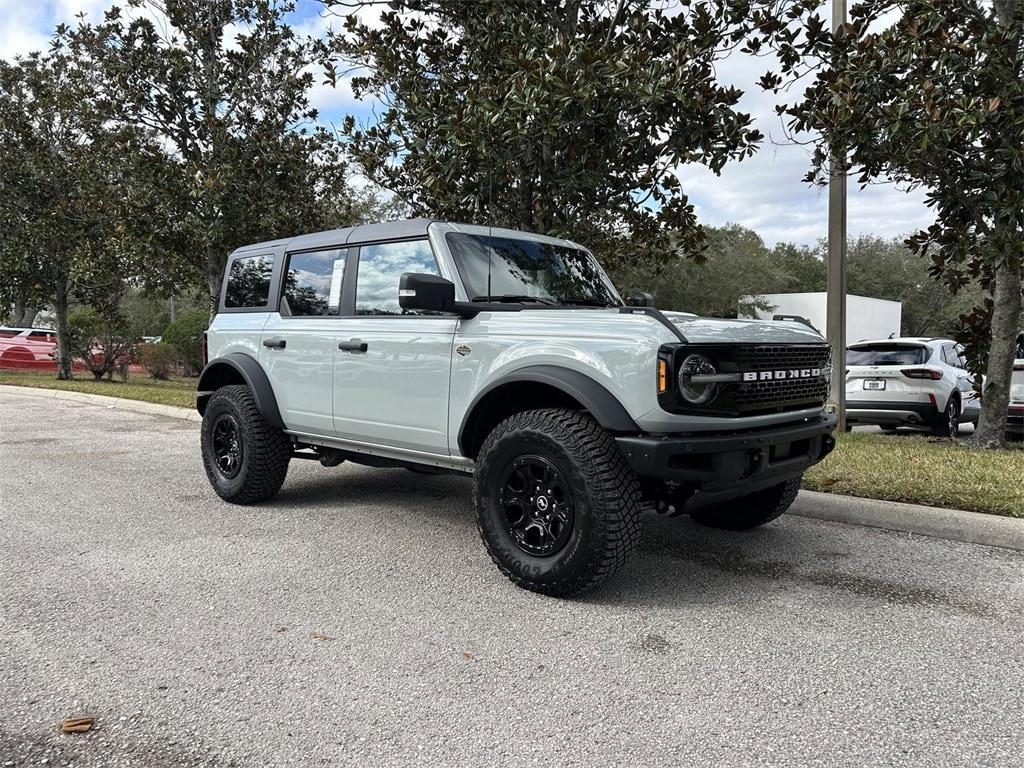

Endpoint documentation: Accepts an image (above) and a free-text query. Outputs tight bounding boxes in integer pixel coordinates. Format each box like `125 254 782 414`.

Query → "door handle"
262 338 286 349
338 339 368 353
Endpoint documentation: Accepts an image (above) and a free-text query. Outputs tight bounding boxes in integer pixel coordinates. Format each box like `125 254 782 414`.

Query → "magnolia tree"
70 0 369 309
324 0 814 270
0 48 141 379
763 0 1024 447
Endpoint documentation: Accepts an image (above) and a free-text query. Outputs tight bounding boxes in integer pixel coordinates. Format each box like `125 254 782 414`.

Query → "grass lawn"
0 368 196 408
804 432 1024 517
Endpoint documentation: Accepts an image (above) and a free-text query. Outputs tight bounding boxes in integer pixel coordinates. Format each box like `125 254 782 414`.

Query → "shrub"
162 309 208 375
68 308 138 381
139 342 177 380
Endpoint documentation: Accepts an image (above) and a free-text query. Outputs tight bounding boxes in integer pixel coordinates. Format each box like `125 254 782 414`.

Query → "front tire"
201 385 291 504
474 409 642 597
689 477 801 530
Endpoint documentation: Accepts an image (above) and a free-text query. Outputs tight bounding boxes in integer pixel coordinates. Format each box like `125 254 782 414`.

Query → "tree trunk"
54 279 73 381
21 307 39 327
969 249 1023 449
206 249 223 318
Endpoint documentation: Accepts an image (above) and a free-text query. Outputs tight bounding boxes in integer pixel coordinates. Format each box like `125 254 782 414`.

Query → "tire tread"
201 384 291 504
474 408 641 596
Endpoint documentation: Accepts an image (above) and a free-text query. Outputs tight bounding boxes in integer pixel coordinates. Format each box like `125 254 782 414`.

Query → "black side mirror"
399 273 456 314
629 292 655 308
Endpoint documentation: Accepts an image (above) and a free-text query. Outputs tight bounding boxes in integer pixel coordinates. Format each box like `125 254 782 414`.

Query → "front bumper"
616 414 837 493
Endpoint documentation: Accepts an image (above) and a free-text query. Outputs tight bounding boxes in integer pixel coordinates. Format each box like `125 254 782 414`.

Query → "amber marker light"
658 358 668 393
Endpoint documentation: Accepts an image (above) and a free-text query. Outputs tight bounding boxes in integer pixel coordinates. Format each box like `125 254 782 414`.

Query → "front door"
260 246 348 436
332 239 456 455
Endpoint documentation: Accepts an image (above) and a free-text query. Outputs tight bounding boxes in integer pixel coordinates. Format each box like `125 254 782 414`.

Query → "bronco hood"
661 311 826 345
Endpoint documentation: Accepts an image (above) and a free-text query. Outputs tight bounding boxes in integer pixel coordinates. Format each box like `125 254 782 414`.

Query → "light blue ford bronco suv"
197 220 836 595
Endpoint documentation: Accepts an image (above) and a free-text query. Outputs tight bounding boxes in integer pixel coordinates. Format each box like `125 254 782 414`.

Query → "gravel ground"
2 393 1022 768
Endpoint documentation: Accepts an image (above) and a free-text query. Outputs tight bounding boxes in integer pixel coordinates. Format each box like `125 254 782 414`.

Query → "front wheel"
201 385 291 504
689 477 801 530
474 409 642 597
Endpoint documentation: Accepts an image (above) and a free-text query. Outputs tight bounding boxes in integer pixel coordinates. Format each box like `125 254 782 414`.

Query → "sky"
0 0 934 247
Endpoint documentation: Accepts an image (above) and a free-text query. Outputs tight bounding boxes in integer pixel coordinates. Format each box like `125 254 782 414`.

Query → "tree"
68 308 139 381
618 225 779 316
845 235 983 338
0 48 138 379
327 0 801 270
162 308 209 375
71 0 368 309
765 0 1024 447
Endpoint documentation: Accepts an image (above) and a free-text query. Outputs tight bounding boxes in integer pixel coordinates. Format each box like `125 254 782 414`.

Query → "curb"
790 490 1024 552
0 384 200 423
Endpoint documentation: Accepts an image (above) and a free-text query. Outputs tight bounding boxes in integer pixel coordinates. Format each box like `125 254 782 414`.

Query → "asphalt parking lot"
2 393 1023 767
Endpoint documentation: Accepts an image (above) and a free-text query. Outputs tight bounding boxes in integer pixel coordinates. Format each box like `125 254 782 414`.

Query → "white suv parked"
845 338 981 437
196 220 837 595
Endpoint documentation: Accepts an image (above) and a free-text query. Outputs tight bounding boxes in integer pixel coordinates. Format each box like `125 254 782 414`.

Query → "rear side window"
355 240 439 315
224 253 274 308
281 249 347 316
847 344 927 366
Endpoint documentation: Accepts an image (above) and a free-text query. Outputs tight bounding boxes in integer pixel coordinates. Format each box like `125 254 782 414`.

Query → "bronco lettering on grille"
741 368 823 382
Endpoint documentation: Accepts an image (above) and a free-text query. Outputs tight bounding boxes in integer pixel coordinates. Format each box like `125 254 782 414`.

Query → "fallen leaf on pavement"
310 632 334 641
60 717 94 734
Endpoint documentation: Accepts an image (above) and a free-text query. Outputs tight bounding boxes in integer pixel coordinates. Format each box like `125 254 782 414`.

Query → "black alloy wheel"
932 397 960 438
498 455 575 557
201 385 291 504
211 413 244 479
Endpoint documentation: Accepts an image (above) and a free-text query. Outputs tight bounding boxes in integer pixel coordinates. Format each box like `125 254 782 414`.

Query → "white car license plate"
864 380 886 391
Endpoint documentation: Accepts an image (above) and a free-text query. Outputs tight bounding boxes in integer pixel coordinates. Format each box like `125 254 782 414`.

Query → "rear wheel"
689 477 801 530
474 409 641 597
201 385 291 504
931 397 960 438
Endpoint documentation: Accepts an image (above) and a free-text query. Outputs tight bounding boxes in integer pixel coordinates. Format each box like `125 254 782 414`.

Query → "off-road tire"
931 396 960 438
201 385 291 504
689 477 801 530
474 409 642 597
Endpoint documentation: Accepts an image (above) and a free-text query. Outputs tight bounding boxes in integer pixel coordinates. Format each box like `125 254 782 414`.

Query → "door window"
953 344 968 369
941 344 962 368
354 240 440 315
281 248 347 316
224 254 274 308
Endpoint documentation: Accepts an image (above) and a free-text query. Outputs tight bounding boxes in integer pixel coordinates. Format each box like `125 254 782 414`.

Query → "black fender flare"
458 364 639 456
196 353 285 430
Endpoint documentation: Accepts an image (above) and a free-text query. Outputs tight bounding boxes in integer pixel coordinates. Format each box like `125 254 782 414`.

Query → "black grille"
662 343 831 417
730 344 830 411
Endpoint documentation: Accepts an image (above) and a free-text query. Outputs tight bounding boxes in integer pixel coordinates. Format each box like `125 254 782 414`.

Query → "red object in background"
0 327 60 370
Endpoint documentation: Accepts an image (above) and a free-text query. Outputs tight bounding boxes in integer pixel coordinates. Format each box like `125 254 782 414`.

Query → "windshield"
445 232 621 307
847 344 928 366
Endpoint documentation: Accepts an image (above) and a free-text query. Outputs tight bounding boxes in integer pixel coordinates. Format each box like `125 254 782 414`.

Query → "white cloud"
0 2 54 60
679 34 933 246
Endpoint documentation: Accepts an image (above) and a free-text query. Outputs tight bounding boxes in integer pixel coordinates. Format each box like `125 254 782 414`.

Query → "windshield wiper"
559 297 617 307
471 295 557 305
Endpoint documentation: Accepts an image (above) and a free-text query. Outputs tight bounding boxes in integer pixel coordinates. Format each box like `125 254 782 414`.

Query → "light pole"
826 0 848 430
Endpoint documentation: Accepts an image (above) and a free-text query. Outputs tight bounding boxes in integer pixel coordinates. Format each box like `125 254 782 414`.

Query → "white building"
741 292 902 346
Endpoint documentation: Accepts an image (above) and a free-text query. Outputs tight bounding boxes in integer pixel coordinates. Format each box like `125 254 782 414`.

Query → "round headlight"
678 353 719 405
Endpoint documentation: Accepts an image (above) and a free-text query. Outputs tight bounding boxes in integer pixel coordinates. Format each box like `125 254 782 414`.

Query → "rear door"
845 343 929 404
259 247 348 436
331 238 457 455
944 343 981 418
